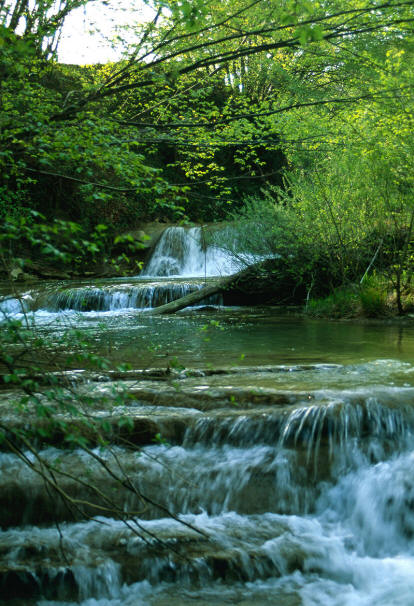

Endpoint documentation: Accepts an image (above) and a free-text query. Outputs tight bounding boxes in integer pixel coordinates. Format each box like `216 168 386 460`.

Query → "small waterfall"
0 294 32 315
3 391 414 603
40 281 221 312
3 370 414 603
142 226 246 277
0 224 265 318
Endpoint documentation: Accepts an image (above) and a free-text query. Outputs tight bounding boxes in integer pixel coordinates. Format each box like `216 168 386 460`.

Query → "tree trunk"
145 275 235 315
144 259 286 315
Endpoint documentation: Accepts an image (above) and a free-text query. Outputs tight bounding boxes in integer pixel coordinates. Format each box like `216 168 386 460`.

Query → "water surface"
2 285 414 606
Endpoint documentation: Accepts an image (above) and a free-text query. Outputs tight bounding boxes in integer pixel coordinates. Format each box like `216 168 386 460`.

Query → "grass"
306 276 391 318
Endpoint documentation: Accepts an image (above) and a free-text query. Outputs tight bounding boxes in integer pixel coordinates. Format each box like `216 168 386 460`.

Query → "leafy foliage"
2 0 414 289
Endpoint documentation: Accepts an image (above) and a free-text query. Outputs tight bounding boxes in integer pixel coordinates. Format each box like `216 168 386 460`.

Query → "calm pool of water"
11 306 414 372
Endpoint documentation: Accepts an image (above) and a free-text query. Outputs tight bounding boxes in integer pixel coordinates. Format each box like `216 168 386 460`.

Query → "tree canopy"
1 0 414 306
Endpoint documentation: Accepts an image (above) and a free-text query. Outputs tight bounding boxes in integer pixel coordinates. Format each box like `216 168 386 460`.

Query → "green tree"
2 0 414 291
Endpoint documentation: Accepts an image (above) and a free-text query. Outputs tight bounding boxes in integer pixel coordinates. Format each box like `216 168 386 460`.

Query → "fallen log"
142 253 333 315
145 260 277 315
146 274 234 315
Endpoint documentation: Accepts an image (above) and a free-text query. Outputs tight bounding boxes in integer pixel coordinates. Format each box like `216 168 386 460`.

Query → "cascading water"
2 226 414 605
0 227 234 315
3 353 414 605
142 226 252 277
0 224 261 315
40 280 221 312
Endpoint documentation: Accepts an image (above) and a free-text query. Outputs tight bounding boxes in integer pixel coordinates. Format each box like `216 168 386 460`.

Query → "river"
1 227 414 605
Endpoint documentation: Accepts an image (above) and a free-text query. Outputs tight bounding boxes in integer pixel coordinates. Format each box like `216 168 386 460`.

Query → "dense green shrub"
359 276 390 317
306 289 360 318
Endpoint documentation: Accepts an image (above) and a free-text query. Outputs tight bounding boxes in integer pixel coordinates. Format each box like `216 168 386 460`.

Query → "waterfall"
142 226 247 277
2 230 414 605
3 386 414 604
39 281 221 312
0 224 268 317
1 280 222 315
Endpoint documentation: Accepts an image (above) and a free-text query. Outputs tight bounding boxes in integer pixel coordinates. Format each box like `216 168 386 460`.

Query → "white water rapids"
3 366 414 606
142 226 267 278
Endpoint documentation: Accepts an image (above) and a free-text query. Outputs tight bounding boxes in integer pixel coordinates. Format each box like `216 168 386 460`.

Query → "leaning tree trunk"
145 275 235 315
145 260 283 315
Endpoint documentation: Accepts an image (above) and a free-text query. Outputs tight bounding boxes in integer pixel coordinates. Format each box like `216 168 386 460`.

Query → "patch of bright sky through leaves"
59 0 154 64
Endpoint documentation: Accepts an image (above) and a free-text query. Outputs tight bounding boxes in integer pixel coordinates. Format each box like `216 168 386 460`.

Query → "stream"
2 227 414 605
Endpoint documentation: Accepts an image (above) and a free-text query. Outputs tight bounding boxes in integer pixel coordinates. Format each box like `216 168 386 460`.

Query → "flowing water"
141 226 263 277
2 227 414 605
